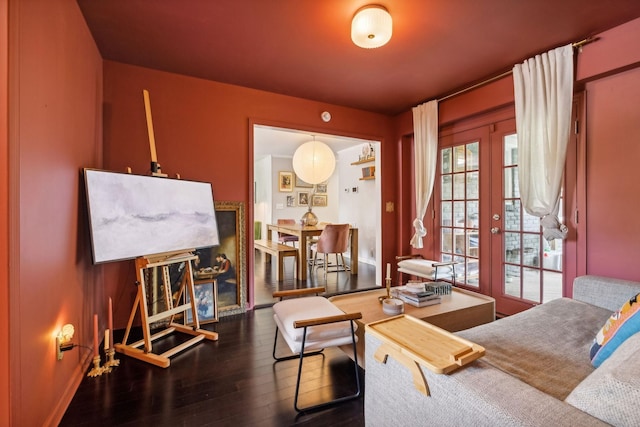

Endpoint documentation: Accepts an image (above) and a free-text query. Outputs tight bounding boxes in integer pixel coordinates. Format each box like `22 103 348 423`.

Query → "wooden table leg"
265 227 273 263
298 232 308 281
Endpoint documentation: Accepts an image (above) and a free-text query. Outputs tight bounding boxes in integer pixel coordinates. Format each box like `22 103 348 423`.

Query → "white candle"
104 329 110 351
386 263 391 280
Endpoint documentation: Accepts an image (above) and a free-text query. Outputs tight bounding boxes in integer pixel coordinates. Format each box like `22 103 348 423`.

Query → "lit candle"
108 297 114 349
93 314 98 357
386 263 391 280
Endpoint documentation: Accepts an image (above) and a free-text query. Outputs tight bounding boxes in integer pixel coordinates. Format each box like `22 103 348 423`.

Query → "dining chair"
307 221 330 265
277 218 299 247
272 287 362 412
310 223 350 279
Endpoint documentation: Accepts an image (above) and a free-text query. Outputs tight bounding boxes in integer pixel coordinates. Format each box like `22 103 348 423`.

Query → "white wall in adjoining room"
253 155 272 240
337 144 380 268
269 155 339 231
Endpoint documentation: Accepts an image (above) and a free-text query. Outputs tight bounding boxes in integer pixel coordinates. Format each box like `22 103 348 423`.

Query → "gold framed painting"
211 201 246 316
312 194 327 207
279 171 293 192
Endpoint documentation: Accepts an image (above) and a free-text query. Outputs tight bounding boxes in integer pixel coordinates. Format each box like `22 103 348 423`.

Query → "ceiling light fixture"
292 139 336 226
351 5 393 49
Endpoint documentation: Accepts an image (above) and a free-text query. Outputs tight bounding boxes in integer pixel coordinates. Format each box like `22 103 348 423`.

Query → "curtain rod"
437 36 598 103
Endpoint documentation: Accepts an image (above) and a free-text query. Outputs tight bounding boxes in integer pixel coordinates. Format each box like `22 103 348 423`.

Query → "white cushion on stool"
273 296 358 353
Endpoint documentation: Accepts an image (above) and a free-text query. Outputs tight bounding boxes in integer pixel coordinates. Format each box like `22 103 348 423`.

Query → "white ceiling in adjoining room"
254 125 376 160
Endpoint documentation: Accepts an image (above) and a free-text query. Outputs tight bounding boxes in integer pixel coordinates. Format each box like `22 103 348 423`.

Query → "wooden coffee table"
328 287 495 368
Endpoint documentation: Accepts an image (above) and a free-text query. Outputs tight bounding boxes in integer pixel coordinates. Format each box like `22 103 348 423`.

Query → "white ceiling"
253 125 377 160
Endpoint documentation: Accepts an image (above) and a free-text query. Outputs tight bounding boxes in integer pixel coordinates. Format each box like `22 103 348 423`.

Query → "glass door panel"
493 123 563 314
439 141 480 287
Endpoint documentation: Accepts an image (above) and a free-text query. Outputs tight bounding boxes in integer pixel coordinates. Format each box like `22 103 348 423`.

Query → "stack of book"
391 286 442 307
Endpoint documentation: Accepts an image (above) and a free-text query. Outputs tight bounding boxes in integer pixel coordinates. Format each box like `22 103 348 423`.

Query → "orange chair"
311 224 350 279
277 218 299 247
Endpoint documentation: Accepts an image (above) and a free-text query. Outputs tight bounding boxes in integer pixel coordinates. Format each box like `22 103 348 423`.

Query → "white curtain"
513 44 574 241
410 100 438 248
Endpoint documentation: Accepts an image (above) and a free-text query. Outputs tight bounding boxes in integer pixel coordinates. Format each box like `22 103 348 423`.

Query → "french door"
437 116 564 316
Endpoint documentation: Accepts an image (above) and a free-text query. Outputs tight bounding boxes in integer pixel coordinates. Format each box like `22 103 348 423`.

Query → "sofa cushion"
567 332 640 426
589 293 640 367
457 298 612 400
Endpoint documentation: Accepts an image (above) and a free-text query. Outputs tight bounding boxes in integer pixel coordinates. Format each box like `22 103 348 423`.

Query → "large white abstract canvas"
84 169 220 264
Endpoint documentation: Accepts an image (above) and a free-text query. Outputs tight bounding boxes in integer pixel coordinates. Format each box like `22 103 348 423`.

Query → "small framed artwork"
297 191 309 206
312 194 327 207
295 174 314 188
315 183 327 194
279 171 293 192
286 195 296 207
186 280 218 324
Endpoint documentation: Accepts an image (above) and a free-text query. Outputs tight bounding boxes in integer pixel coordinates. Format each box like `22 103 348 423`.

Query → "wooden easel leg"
137 263 153 353
115 252 218 368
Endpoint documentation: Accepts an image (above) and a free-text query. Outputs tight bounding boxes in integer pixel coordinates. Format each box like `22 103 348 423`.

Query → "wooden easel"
114 250 219 368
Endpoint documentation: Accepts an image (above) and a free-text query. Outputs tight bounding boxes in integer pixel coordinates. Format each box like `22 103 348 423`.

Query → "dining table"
266 223 358 281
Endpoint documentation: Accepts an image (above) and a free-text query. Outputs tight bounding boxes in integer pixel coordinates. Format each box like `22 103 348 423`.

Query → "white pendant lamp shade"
351 5 393 49
292 140 336 184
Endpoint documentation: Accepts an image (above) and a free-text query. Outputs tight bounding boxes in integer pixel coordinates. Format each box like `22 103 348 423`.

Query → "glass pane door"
440 142 480 287
494 128 563 314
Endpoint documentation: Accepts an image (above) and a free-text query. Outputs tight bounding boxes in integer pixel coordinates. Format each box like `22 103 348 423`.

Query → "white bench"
396 255 457 284
254 240 298 281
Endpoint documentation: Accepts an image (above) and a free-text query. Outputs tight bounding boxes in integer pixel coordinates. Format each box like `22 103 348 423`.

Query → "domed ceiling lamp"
292 139 336 226
351 4 393 49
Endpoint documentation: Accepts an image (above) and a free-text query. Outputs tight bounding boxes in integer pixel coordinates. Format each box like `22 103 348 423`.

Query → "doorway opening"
252 124 382 307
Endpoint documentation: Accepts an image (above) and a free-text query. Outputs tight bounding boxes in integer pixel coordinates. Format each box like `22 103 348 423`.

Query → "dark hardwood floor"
253 249 380 307
61 309 365 426
61 252 378 426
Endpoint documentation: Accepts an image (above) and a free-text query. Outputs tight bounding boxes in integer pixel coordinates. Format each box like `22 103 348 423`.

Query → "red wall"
6 0 103 425
3 3 640 425
102 61 397 322
585 67 640 279
0 0 9 424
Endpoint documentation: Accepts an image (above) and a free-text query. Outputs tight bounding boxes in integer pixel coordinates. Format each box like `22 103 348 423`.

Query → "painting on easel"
83 168 220 263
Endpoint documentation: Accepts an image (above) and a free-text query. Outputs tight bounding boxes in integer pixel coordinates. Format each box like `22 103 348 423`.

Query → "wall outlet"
352 186 359 193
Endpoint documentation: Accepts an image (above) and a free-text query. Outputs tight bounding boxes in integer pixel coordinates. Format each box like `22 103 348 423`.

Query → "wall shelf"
351 157 375 165
359 176 375 181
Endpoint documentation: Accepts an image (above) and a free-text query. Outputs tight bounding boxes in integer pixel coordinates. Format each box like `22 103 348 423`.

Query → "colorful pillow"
590 293 640 367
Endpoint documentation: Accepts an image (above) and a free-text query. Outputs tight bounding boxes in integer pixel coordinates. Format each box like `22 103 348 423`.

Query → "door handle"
490 227 500 234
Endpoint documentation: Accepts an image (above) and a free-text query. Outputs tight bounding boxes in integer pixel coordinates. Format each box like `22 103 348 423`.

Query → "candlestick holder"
378 277 393 303
87 355 106 377
105 348 120 369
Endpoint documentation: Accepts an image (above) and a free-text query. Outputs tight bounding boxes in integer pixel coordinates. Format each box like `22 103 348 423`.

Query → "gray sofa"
365 275 640 426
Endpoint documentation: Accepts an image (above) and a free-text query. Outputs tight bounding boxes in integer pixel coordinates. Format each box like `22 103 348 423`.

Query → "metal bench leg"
293 321 361 412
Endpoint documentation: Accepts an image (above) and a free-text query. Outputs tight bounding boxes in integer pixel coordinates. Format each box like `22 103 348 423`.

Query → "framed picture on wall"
315 183 327 194
295 174 313 188
312 194 327 207
286 195 296 207
297 192 309 206
279 171 293 192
